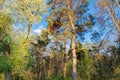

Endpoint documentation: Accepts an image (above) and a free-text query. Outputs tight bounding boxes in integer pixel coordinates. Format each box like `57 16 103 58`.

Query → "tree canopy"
0 0 120 80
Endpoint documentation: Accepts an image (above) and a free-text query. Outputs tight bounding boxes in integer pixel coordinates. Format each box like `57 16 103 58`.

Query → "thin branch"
24 23 32 44
115 0 120 8
98 27 114 50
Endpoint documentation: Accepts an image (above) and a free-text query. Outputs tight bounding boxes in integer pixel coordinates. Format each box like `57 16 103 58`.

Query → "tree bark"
63 41 67 78
4 45 12 80
66 0 77 80
5 70 11 80
115 0 120 8
107 8 120 32
24 23 32 44
71 35 77 80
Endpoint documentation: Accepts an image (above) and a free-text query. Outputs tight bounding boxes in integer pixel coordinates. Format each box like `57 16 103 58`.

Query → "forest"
0 0 120 80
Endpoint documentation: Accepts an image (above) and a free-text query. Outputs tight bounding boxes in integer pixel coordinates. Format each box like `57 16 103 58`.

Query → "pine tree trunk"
24 23 32 44
107 9 120 32
66 0 77 79
71 35 77 80
63 41 67 78
4 45 11 80
68 8 77 80
5 70 11 80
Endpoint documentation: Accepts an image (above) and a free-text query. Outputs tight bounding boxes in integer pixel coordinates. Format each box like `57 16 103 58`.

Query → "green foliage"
38 30 50 46
10 30 29 69
10 0 47 24
75 42 96 80
48 76 72 80
48 19 63 35
0 73 4 80
0 0 120 80
0 12 13 34
0 55 12 73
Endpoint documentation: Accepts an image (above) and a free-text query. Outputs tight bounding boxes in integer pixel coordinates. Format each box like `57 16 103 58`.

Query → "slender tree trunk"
0 2 3 10
5 70 11 80
54 54 58 77
107 8 120 32
66 0 77 80
54 34 58 77
36 56 40 80
63 41 67 78
48 57 51 78
24 23 32 44
4 45 12 80
71 35 77 80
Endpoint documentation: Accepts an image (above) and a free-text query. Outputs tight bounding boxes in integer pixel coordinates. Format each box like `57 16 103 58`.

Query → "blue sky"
32 13 49 34
88 0 95 14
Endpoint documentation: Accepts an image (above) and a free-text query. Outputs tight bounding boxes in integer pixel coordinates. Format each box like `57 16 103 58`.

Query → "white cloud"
34 29 42 34
33 25 46 34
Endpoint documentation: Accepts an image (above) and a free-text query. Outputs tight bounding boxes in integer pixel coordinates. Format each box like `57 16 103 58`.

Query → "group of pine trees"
0 0 120 80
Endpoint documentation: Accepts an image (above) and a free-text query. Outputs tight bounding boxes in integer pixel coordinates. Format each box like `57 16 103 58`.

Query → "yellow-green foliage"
0 13 13 34
10 0 47 24
0 73 4 80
